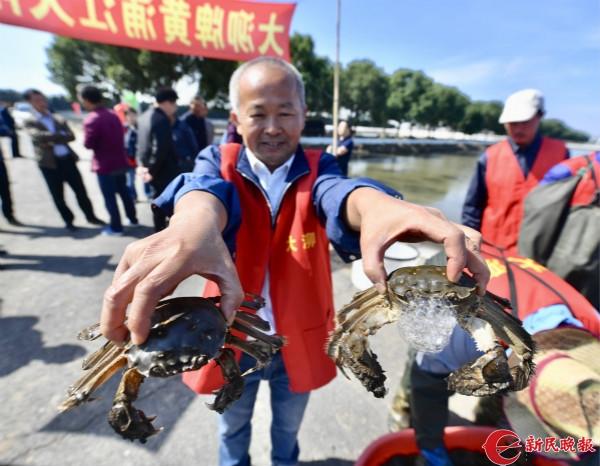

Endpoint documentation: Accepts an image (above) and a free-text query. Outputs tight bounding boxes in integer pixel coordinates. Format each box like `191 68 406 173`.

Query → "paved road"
0 129 469 466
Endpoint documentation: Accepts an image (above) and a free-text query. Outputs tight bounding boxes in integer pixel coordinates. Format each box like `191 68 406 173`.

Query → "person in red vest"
462 89 568 253
391 242 599 466
99 57 489 466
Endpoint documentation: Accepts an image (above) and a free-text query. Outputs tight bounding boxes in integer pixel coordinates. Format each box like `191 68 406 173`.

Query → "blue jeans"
97 172 137 232
218 352 310 466
125 168 138 201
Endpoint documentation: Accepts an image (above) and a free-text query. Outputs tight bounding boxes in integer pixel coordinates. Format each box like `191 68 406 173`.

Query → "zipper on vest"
238 170 276 227
272 169 310 227
237 166 310 228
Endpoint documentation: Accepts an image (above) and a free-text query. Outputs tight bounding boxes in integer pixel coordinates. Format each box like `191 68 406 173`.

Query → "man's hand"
100 191 243 345
345 188 489 294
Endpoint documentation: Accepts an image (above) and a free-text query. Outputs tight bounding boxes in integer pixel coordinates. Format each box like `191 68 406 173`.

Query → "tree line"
3 33 590 142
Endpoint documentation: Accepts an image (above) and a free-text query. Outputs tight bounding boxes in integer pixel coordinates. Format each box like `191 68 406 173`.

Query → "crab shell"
127 299 227 377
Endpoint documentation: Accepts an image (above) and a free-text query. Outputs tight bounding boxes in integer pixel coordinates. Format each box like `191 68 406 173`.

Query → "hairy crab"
327 265 535 398
58 295 284 443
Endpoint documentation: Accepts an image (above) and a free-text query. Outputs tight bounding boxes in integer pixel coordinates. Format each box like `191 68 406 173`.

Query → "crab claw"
446 346 511 396
207 349 244 413
108 400 163 443
107 368 162 443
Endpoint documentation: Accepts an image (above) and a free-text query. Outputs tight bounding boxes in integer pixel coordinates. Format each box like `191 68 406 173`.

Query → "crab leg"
230 319 285 349
234 310 271 332
476 295 535 391
226 334 277 371
108 368 161 443
207 348 244 414
58 344 127 411
450 316 513 396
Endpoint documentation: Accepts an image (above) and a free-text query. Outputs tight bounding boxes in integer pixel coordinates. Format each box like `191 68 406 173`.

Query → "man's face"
79 96 93 111
126 112 137 126
29 93 48 114
232 64 306 171
191 99 207 117
505 114 541 147
159 101 178 118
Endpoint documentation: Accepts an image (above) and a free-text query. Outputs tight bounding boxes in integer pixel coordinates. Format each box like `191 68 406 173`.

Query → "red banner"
0 0 296 61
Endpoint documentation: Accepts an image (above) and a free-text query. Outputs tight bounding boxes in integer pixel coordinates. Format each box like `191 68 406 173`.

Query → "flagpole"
332 0 341 154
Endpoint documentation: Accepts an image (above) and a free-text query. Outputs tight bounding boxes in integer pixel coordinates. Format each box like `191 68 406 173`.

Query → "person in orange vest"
99 57 489 466
462 89 568 253
392 242 599 466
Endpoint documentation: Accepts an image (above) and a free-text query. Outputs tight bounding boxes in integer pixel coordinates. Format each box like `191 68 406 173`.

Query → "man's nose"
264 116 281 134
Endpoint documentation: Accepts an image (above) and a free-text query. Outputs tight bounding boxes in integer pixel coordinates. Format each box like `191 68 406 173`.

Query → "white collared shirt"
244 148 296 334
33 109 70 157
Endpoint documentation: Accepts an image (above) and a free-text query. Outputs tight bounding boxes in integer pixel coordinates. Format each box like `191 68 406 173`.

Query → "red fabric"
482 244 599 336
0 1 295 62
182 144 336 394
560 153 600 206
481 138 566 252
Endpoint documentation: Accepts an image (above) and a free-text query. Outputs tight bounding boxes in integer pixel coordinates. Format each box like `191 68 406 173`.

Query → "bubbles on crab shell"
397 297 457 353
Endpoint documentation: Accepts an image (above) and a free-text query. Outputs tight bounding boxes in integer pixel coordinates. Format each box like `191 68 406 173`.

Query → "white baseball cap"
498 88 545 124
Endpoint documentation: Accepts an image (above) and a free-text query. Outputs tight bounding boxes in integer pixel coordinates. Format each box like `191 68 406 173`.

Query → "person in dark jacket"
182 96 214 152
23 89 103 231
326 120 354 176
79 85 137 235
0 117 21 225
136 88 181 231
0 102 22 158
172 117 199 173
123 108 140 202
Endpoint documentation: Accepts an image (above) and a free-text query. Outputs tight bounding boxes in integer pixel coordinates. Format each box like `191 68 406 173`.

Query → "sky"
0 0 599 137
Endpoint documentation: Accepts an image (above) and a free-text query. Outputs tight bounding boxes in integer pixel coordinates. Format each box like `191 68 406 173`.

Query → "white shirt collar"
245 147 295 180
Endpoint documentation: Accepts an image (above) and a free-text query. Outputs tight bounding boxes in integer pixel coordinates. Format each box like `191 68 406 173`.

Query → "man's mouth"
260 141 284 149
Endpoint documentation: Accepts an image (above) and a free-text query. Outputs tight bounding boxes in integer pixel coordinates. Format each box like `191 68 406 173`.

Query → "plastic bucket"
355 426 569 466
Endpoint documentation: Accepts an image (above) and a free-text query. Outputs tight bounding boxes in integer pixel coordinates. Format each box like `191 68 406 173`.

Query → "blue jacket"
154 144 400 260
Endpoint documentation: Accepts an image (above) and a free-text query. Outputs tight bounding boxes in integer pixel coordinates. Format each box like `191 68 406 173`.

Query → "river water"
348 152 479 223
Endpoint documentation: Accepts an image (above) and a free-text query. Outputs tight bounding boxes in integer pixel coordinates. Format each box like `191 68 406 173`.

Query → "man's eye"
250 114 264 118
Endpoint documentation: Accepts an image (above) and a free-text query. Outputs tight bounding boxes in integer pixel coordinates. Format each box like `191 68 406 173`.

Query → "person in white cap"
461 89 569 253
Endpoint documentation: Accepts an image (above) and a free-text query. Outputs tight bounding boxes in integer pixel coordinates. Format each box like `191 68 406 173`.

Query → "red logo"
482 429 523 465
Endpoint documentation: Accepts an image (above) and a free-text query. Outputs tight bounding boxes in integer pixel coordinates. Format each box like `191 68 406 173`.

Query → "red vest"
482 244 599 336
560 152 600 206
182 144 336 394
481 137 566 252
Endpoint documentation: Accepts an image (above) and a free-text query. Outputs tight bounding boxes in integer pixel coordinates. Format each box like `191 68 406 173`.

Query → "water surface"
349 152 479 223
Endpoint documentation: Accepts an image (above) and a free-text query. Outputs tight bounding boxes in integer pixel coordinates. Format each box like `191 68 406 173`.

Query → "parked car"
12 102 33 128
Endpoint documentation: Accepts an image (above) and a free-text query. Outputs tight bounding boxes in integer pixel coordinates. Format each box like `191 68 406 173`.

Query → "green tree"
341 59 388 124
541 119 589 142
429 84 469 129
459 100 504 134
46 36 234 102
387 69 434 124
290 33 333 114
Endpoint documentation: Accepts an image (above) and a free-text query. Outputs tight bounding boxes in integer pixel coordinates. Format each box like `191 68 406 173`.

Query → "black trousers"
39 157 96 226
0 158 14 220
10 133 21 158
410 360 451 450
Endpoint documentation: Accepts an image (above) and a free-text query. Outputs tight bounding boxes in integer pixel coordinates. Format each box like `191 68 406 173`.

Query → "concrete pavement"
0 129 469 466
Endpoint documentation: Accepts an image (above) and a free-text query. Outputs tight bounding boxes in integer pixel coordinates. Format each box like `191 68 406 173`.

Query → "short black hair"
155 87 178 103
23 88 43 101
79 85 103 104
125 107 137 115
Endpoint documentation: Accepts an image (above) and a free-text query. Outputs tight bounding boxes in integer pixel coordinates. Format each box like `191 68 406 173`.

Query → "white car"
11 102 33 128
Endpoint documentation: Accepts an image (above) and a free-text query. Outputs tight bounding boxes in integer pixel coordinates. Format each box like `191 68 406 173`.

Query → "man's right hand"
100 191 243 345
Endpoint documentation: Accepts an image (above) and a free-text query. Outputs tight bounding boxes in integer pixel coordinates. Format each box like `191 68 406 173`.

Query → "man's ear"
231 111 243 135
